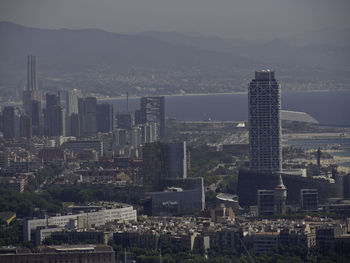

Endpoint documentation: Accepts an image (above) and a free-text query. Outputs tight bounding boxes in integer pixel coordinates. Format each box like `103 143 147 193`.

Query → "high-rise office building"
45 93 65 137
20 114 32 139
46 93 60 109
116 112 134 130
142 142 165 192
65 89 81 136
248 70 282 173
142 141 188 192
70 113 80 138
2 106 21 140
66 89 81 115
140 97 165 140
164 142 187 179
46 105 65 137
78 97 97 136
31 100 43 129
134 109 142 125
96 103 114 133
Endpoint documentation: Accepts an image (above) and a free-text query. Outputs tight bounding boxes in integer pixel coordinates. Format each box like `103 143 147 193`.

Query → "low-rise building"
0 245 115 263
0 177 26 192
62 140 103 158
253 232 279 254
24 203 137 241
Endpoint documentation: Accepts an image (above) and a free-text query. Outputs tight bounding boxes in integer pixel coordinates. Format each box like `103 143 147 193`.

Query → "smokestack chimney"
27 56 30 91
33 56 36 90
30 56 33 91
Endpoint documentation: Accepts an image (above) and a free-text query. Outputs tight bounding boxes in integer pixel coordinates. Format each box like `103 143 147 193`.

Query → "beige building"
0 245 115 263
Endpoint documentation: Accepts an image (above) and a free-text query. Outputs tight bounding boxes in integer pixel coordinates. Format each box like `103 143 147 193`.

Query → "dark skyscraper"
248 70 282 173
45 93 65 137
164 142 187 179
140 96 165 140
116 112 134 130
46 93 60 109
20 114 32 139
142 142 165 192
46 105 65 137
78 97 97 136
70 113 80 138
96 103 114 133
2 106 20 140
31 100 43 128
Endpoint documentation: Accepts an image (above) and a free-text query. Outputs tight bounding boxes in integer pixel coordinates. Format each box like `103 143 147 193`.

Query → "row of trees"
46 185 144 205
108 239 350 263
0 165 64 218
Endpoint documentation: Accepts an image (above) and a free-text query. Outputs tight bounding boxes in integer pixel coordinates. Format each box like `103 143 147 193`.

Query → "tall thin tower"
248 70 282 173
274 174 287 214
26 55 37 91
23 55 42 135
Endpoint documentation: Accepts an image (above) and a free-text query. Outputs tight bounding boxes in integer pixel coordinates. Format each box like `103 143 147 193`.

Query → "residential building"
0 245 115 263
24 204 137 241
253 232 279 254
62 140 103 158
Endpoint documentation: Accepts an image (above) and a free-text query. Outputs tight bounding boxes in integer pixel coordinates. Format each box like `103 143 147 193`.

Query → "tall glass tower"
140 96 165 140
248 70 282 173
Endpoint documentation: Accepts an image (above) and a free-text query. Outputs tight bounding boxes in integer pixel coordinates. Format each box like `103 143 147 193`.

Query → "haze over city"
1 0 350 40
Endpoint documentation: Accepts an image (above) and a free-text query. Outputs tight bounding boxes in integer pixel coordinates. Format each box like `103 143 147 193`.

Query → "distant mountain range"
139 29 350 70
0 21 349 97
0 21 256 72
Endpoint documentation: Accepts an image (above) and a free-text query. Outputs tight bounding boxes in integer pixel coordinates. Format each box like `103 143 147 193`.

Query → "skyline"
1 1 350 262
0 0 349 41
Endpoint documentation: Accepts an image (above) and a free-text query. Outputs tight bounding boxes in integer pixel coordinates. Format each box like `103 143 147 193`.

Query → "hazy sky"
1 0 349 40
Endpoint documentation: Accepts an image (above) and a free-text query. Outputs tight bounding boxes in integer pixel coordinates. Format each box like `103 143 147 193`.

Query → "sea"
104 90 350 167
104 90 350 126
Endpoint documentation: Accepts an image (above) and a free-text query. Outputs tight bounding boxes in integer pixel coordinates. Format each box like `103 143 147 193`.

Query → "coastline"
97 91 248 101
97 89 350 101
